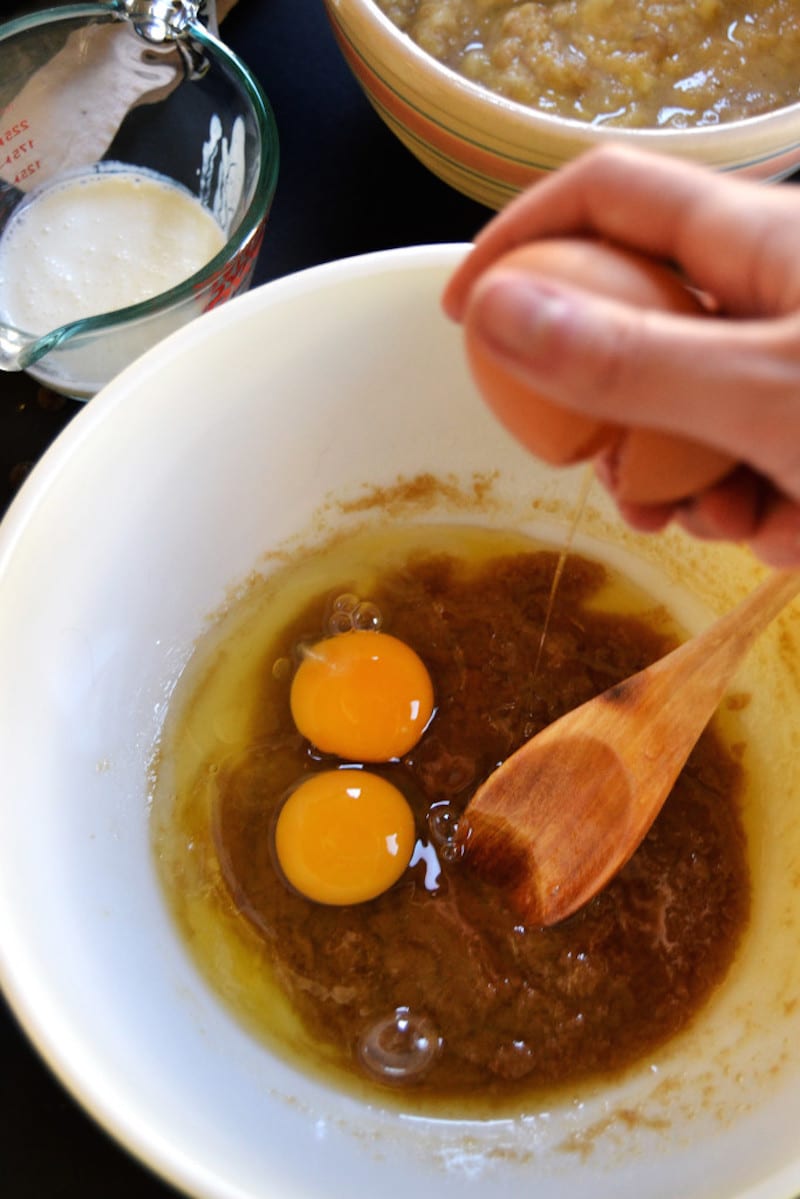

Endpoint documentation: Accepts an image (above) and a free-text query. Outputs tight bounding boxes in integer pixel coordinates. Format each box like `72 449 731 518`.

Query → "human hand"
443 146 800 568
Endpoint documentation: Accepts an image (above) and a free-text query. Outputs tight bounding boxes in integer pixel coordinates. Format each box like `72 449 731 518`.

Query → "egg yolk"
289 630 434 761
274 769 416 904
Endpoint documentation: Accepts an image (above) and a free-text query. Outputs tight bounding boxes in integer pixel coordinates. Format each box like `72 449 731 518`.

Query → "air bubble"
357 1006 441 1084
271 656 291 681
327 593 364 636
332 593 360 614
327 610 353 636
427 801 465 862
352 600 382 631
326 592 383 636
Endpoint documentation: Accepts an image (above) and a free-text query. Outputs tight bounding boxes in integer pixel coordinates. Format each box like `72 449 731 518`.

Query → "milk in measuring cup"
0 163 226 395
0 164 225 330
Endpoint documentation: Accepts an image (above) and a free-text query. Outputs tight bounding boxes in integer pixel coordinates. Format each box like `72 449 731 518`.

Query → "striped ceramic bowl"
323 0 800 210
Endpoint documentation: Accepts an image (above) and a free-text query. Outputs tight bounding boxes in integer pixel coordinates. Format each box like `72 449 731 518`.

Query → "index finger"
443 146 800 320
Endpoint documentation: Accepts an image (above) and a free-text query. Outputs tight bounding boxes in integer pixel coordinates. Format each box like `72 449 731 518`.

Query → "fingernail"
471 272 570 361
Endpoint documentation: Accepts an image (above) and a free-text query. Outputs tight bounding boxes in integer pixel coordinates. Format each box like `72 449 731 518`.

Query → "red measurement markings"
12 160 41 185
0 118 30 145
0 116 42 186
199 221 267 313
3 138 35 163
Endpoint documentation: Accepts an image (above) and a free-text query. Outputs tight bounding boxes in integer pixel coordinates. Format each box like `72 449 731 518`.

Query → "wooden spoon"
459 568 800 927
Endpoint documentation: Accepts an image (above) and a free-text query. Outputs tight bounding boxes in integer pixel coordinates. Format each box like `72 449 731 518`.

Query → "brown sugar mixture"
152 525 751 1110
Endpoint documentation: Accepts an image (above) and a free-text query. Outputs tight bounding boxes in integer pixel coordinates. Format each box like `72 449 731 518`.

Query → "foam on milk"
0 163 225 335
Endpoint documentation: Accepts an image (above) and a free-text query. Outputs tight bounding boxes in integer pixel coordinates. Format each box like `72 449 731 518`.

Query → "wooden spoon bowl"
459 569 800 926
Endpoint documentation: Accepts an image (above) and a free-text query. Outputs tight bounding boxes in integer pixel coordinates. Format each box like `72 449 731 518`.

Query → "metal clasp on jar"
116 0 218 43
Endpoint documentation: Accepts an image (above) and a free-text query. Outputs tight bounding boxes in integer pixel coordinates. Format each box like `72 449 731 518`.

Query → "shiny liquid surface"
150 524 751 1114
0 163 225 334
376 0 800 129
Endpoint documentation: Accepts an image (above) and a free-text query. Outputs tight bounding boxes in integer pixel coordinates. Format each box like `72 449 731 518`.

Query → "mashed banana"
375 0 800 128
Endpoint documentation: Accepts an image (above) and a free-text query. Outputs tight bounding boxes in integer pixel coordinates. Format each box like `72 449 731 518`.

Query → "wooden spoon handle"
711 568 800 641
647 568 800 692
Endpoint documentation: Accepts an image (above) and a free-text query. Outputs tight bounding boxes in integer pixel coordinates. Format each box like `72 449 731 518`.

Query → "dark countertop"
1 2 798 1196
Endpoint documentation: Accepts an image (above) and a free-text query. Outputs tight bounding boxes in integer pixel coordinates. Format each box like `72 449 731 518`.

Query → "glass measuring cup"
0 1 279 400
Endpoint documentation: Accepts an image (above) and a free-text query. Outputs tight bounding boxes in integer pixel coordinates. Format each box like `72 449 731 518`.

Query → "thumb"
466 267 800 493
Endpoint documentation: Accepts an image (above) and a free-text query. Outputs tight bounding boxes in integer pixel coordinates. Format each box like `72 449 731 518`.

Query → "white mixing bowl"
1 245 800 1199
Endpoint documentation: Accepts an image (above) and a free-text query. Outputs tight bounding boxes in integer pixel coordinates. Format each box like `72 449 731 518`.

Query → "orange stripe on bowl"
330 24 552 192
